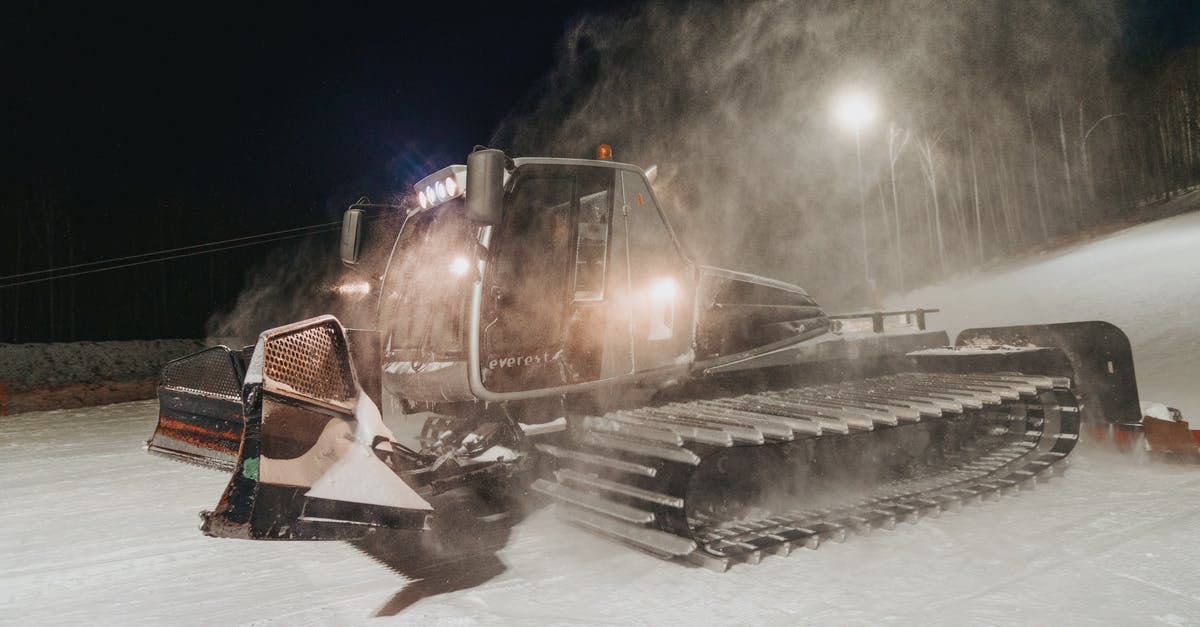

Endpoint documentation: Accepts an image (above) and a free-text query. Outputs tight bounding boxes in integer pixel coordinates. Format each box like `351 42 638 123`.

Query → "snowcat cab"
148 147 1165 569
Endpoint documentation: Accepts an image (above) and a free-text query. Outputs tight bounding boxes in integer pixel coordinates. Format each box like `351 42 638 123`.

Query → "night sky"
4 3 626 219
2 2 628 342
1 1 1196 343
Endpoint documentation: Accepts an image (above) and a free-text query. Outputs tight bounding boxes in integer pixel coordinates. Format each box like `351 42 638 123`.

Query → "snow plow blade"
147 346 249 470
199 316 433 541
956 321 1143 425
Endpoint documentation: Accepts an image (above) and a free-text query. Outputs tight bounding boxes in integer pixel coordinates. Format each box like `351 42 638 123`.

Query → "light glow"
334 281 371 296
445 175 458 196
418 190 429 209
435 180 447 201
425 186 436 204
647 277 678 302
833 88 878 133
449 256 471 276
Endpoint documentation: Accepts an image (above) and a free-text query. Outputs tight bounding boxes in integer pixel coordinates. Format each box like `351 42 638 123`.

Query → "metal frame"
829 308 941 333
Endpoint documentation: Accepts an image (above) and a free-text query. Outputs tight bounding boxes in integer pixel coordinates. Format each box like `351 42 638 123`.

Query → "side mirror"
466 149 506 224
340 208 364 264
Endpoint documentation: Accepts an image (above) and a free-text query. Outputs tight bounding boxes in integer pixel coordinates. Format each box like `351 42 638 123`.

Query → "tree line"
864 46 1200 293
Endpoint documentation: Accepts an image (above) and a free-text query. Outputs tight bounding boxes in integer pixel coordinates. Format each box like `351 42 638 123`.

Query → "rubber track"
534 371 1080 571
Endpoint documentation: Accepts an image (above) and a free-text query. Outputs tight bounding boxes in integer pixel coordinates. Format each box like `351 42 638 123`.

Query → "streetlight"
1080 112 1126 204
834 88 878 286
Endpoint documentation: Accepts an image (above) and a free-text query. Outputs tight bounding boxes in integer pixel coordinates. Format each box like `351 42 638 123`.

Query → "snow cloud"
494 0 1122 306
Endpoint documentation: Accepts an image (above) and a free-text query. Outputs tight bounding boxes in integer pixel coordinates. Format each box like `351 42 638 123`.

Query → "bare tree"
1057 105 1076 228
887 124 911 290
915 130 948 277
967 127 984 261
1026 95 1050 239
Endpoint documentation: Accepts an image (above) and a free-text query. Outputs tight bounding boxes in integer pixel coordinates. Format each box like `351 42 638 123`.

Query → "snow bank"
0 340 206 387
0 339 209 414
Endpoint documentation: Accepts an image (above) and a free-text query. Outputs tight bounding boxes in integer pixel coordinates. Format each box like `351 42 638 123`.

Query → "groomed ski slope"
3 210 1200 626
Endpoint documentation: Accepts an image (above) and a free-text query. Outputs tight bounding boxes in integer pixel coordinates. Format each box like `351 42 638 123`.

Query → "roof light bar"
414 165 467 210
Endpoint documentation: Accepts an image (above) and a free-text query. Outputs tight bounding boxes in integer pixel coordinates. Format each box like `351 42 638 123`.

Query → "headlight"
449 256 471 276
648 277 678 302
333 281 371 296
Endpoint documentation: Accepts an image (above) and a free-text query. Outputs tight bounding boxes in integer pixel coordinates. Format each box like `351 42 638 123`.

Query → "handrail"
828 308 940 332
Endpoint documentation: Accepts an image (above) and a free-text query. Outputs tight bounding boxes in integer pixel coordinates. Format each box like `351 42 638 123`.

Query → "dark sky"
1 1 1196 342
5 1 1193 228
4 3 626 223
1 2 628 341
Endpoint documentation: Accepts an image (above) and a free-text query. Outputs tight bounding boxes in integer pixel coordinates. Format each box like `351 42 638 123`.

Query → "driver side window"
572 189 611 302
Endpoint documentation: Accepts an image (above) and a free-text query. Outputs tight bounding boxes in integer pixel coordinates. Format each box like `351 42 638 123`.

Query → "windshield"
379 204 478 359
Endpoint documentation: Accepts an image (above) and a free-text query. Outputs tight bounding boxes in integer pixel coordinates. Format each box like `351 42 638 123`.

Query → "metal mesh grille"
263 321 356 404
161 346 242 401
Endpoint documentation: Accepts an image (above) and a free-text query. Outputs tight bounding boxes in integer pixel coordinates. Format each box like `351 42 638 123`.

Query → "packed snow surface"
4 212 1200 625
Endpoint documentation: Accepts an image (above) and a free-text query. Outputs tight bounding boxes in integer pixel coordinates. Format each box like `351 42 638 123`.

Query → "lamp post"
1080 112 1126 204
834 88 879 286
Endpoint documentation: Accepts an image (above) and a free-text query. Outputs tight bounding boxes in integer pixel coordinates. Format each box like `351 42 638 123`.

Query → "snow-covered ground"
4 211 1200 626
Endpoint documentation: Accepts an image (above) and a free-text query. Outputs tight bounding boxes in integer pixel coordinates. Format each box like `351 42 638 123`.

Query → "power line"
1 201 409 290
0 223 340 290
0 220 342 282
